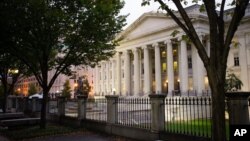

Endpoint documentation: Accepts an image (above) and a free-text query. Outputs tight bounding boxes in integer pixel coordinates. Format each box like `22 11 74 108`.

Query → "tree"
225 71 243 91
1 0 126 128
61 80 71 99
28 83 38 96
142 0 249 141
75 75 91 96
0 51 28 112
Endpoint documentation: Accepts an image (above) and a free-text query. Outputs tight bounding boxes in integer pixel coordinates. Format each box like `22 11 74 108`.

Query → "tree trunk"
208 69 227 141
211 86 226 141
40 87 48 129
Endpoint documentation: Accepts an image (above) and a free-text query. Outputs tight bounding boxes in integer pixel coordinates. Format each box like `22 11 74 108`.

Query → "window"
188 56 192 69
234 53 240 66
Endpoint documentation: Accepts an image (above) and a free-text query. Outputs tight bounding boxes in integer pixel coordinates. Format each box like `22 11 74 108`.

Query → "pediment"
119 13 176 41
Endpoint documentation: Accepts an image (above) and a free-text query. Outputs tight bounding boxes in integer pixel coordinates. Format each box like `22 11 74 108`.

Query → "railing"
164 97 212 138
117 97 151 130
86 98 107 122
65 99 78 118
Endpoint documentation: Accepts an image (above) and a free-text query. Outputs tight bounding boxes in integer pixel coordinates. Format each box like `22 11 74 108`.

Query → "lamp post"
112 88 116 95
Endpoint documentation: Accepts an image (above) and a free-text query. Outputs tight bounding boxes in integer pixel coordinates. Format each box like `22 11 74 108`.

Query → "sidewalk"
1 131 137 141
0 135 9 141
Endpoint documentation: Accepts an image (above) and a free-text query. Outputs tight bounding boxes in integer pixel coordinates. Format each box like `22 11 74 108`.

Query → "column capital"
164 39 172 44
123 49 131 54
152 43 159 48
132 47 139 53
142 45 148 50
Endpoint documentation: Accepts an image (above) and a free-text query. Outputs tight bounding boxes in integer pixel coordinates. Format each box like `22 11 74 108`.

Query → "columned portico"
179 38 189 95
124 50 131 95
197 35 205 96
133 48 140 96
143 46 152 95
111 59 116 95
154 43 162 94
116 52 121 95
239 34 249 91
166 40 174 96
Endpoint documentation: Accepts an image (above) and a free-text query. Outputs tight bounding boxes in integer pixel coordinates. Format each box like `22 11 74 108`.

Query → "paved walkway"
0 131 137 141
0 135 9 141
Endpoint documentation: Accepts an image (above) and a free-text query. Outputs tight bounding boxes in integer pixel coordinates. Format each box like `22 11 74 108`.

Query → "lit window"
188 56 192 69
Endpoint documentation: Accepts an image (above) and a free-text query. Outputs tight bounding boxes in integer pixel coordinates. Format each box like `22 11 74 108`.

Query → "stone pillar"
100 63 104 95
57 96 66 117
166 40 174 96
112 59 116 95
143 46 151 95
95 66 99 95
77 95 88 120
149 94 166 132
133 48 140 96
105 95 119 124
226 92 250 125
7 95 13 111
197 34 205 96
116 53 121 95
107 62 110 94
239 35 249 91
153 43 162 94
179 38 189 96
124 50 131 96
31 97 38 113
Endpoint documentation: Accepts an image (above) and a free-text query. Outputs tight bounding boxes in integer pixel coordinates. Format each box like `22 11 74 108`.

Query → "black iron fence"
117 97 151 130
164 97 213 137
86 98 107 122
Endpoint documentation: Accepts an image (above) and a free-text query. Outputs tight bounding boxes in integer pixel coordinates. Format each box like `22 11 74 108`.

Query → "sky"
120 0 160 28
120 0 233 29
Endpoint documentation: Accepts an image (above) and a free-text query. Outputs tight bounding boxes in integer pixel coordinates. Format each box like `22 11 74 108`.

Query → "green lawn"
165 119 229 139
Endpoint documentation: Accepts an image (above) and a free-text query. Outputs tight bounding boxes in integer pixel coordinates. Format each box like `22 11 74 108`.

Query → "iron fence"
164 96 212 137
65 99 78 118
117 97 151 130
86 98 107 122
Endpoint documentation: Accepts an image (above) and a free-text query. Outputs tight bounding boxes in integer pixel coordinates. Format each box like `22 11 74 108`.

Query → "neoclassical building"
93 4 250 97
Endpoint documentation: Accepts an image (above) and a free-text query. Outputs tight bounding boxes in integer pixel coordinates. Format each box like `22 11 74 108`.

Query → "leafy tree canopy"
0 0 126 128
61 80 71 99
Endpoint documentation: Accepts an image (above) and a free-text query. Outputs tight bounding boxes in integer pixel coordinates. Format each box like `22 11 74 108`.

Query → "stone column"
116 53 121 95
105 95 119 124
153 43 162 94
77 95 88 120
143 46 151 95
166 40 174 96
149 94 166 132
107 62 110 94
95 66 99 95
239 35 249 91
100 63 104 95
31 97 38 113
124 50 131 95
197 35 205 96
133 48 140 96
179 38 189 96
226 92 250 125
57 96 66 117
112 59 116 95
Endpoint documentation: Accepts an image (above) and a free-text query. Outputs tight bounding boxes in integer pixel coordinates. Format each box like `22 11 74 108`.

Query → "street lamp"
112 88 116 95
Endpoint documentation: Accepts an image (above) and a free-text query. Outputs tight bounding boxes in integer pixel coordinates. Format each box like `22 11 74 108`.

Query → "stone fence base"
48 115 210 141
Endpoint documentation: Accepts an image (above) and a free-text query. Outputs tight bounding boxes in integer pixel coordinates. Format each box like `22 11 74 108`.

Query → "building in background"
15 66 95 98
93 4 250 97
